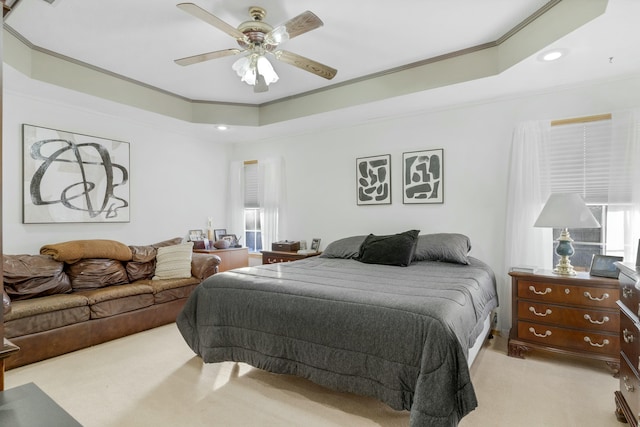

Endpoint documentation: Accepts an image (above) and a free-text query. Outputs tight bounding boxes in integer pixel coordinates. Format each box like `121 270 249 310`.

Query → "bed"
177 232 498 426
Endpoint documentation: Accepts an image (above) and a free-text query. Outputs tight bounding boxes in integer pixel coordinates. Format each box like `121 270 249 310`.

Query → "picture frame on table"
310 238 321 252
189 229 206 241
214 229 227 241
589 254 623 278
221 234 238 247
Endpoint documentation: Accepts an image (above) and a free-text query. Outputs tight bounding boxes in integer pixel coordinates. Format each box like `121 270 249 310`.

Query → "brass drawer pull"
583 291 609 302
584 314 609 325
529 327 552 338
529 285 552 295
624 329 635 343
623 375 635 392
529 306 552 317
583 336 609 347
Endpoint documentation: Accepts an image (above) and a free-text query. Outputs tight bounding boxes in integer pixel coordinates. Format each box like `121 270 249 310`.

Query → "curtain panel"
501 109 640 332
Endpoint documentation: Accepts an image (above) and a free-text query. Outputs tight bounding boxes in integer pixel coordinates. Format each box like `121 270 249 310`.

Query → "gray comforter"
177 256 498 426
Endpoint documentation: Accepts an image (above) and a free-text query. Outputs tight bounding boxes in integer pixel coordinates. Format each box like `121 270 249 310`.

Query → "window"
244 161 262 252
546 115 631 270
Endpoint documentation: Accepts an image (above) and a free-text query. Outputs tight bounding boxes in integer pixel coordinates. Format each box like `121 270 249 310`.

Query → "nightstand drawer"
621 310 640 367
620 281 640 318
517 301 619 332
517 280 618 309
621 353 640 421
517 321 619 356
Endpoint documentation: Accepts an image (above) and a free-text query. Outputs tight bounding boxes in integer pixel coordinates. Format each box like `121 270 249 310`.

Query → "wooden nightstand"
193 247 249 272
261 250 321 264
508 270 620 373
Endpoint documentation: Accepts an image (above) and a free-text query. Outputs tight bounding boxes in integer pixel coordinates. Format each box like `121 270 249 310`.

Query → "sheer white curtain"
258 156 286 250
501 110 640 333
227 161 245 242
610 109 640 261
501 121 552 332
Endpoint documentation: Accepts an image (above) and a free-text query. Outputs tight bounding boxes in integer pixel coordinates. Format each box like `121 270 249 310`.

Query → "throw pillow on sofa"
3 254 71 300
153 242 194 280
66 258 129 290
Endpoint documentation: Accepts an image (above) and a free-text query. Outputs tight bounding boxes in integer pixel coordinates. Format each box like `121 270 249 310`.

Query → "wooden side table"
261 250 321 265
193 247 249 272
0 339 20 391
508 270 620 373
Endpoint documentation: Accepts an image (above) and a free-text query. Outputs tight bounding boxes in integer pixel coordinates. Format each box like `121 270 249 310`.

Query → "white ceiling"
5 0 554 104
4 0 640 142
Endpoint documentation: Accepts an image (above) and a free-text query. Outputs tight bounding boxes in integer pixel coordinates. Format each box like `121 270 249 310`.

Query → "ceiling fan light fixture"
256 55 279 85
265 25 289 45
232 55 257 85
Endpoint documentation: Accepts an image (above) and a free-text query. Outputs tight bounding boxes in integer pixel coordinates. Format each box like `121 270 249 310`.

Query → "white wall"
2 88 231 254
229 74 640 331
4 67 640 331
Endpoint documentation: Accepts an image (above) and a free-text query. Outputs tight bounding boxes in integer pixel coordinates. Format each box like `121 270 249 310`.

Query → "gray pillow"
319 235 366 259
357 230 420 267
413 233 471 265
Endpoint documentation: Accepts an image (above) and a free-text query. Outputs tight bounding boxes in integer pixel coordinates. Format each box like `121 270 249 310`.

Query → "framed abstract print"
403 149 443 204
356 154 391 205
23 124 130 223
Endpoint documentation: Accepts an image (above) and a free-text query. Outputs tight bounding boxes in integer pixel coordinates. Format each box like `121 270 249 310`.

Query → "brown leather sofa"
2 238 220 369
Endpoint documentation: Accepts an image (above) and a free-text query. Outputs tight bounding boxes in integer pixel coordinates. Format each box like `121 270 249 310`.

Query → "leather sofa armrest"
2 288 11 316
191 253 221 280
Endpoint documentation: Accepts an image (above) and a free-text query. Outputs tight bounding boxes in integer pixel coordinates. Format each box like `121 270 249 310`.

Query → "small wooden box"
272 241 300 252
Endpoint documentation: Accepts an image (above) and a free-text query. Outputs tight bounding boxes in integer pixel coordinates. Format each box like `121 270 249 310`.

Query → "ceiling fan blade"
279 10 323 40
274 50 337 80
177 3 245 40
175 48 241 66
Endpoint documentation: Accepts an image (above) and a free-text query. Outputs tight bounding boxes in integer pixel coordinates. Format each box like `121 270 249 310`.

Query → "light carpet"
5 324 620 426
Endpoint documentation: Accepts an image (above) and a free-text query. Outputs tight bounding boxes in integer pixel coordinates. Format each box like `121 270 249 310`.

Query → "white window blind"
244 162 259 208
544 116 632 204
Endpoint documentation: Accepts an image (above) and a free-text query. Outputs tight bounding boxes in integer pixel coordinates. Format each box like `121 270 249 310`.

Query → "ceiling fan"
174 3 338 93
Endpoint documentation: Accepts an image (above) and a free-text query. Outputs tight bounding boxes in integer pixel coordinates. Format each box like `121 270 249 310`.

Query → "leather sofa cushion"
76 283 154 319
40 239 133 263
67 258 129 290
126 237 184 281
139 277 200 304
3 254 72 300
4 293 90 338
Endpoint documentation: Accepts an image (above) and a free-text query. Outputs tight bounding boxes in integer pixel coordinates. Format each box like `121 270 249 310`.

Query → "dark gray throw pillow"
413 233 471 265
320 235 367 259
357 230 420 267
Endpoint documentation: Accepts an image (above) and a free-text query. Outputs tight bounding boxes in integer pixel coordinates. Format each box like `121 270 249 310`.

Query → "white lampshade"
534 193 600 229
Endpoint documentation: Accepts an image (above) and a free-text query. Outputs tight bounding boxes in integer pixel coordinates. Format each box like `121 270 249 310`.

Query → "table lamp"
534 193 600 276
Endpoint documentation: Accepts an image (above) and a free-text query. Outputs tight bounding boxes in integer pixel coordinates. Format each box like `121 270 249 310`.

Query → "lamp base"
552 229 577 276
553 255 577 276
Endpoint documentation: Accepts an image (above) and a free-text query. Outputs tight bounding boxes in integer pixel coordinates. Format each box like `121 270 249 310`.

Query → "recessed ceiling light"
216 125 228 131
538 49 568 62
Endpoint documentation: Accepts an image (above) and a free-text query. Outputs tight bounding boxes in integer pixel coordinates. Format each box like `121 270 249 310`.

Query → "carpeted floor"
5 324 621 426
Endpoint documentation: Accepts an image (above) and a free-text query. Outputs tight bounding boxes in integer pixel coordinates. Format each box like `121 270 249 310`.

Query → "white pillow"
152 242 193 280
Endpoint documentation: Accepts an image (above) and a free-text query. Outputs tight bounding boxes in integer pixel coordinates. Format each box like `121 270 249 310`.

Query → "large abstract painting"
356 154 391 205
403 149 443 204
23 124 130 223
